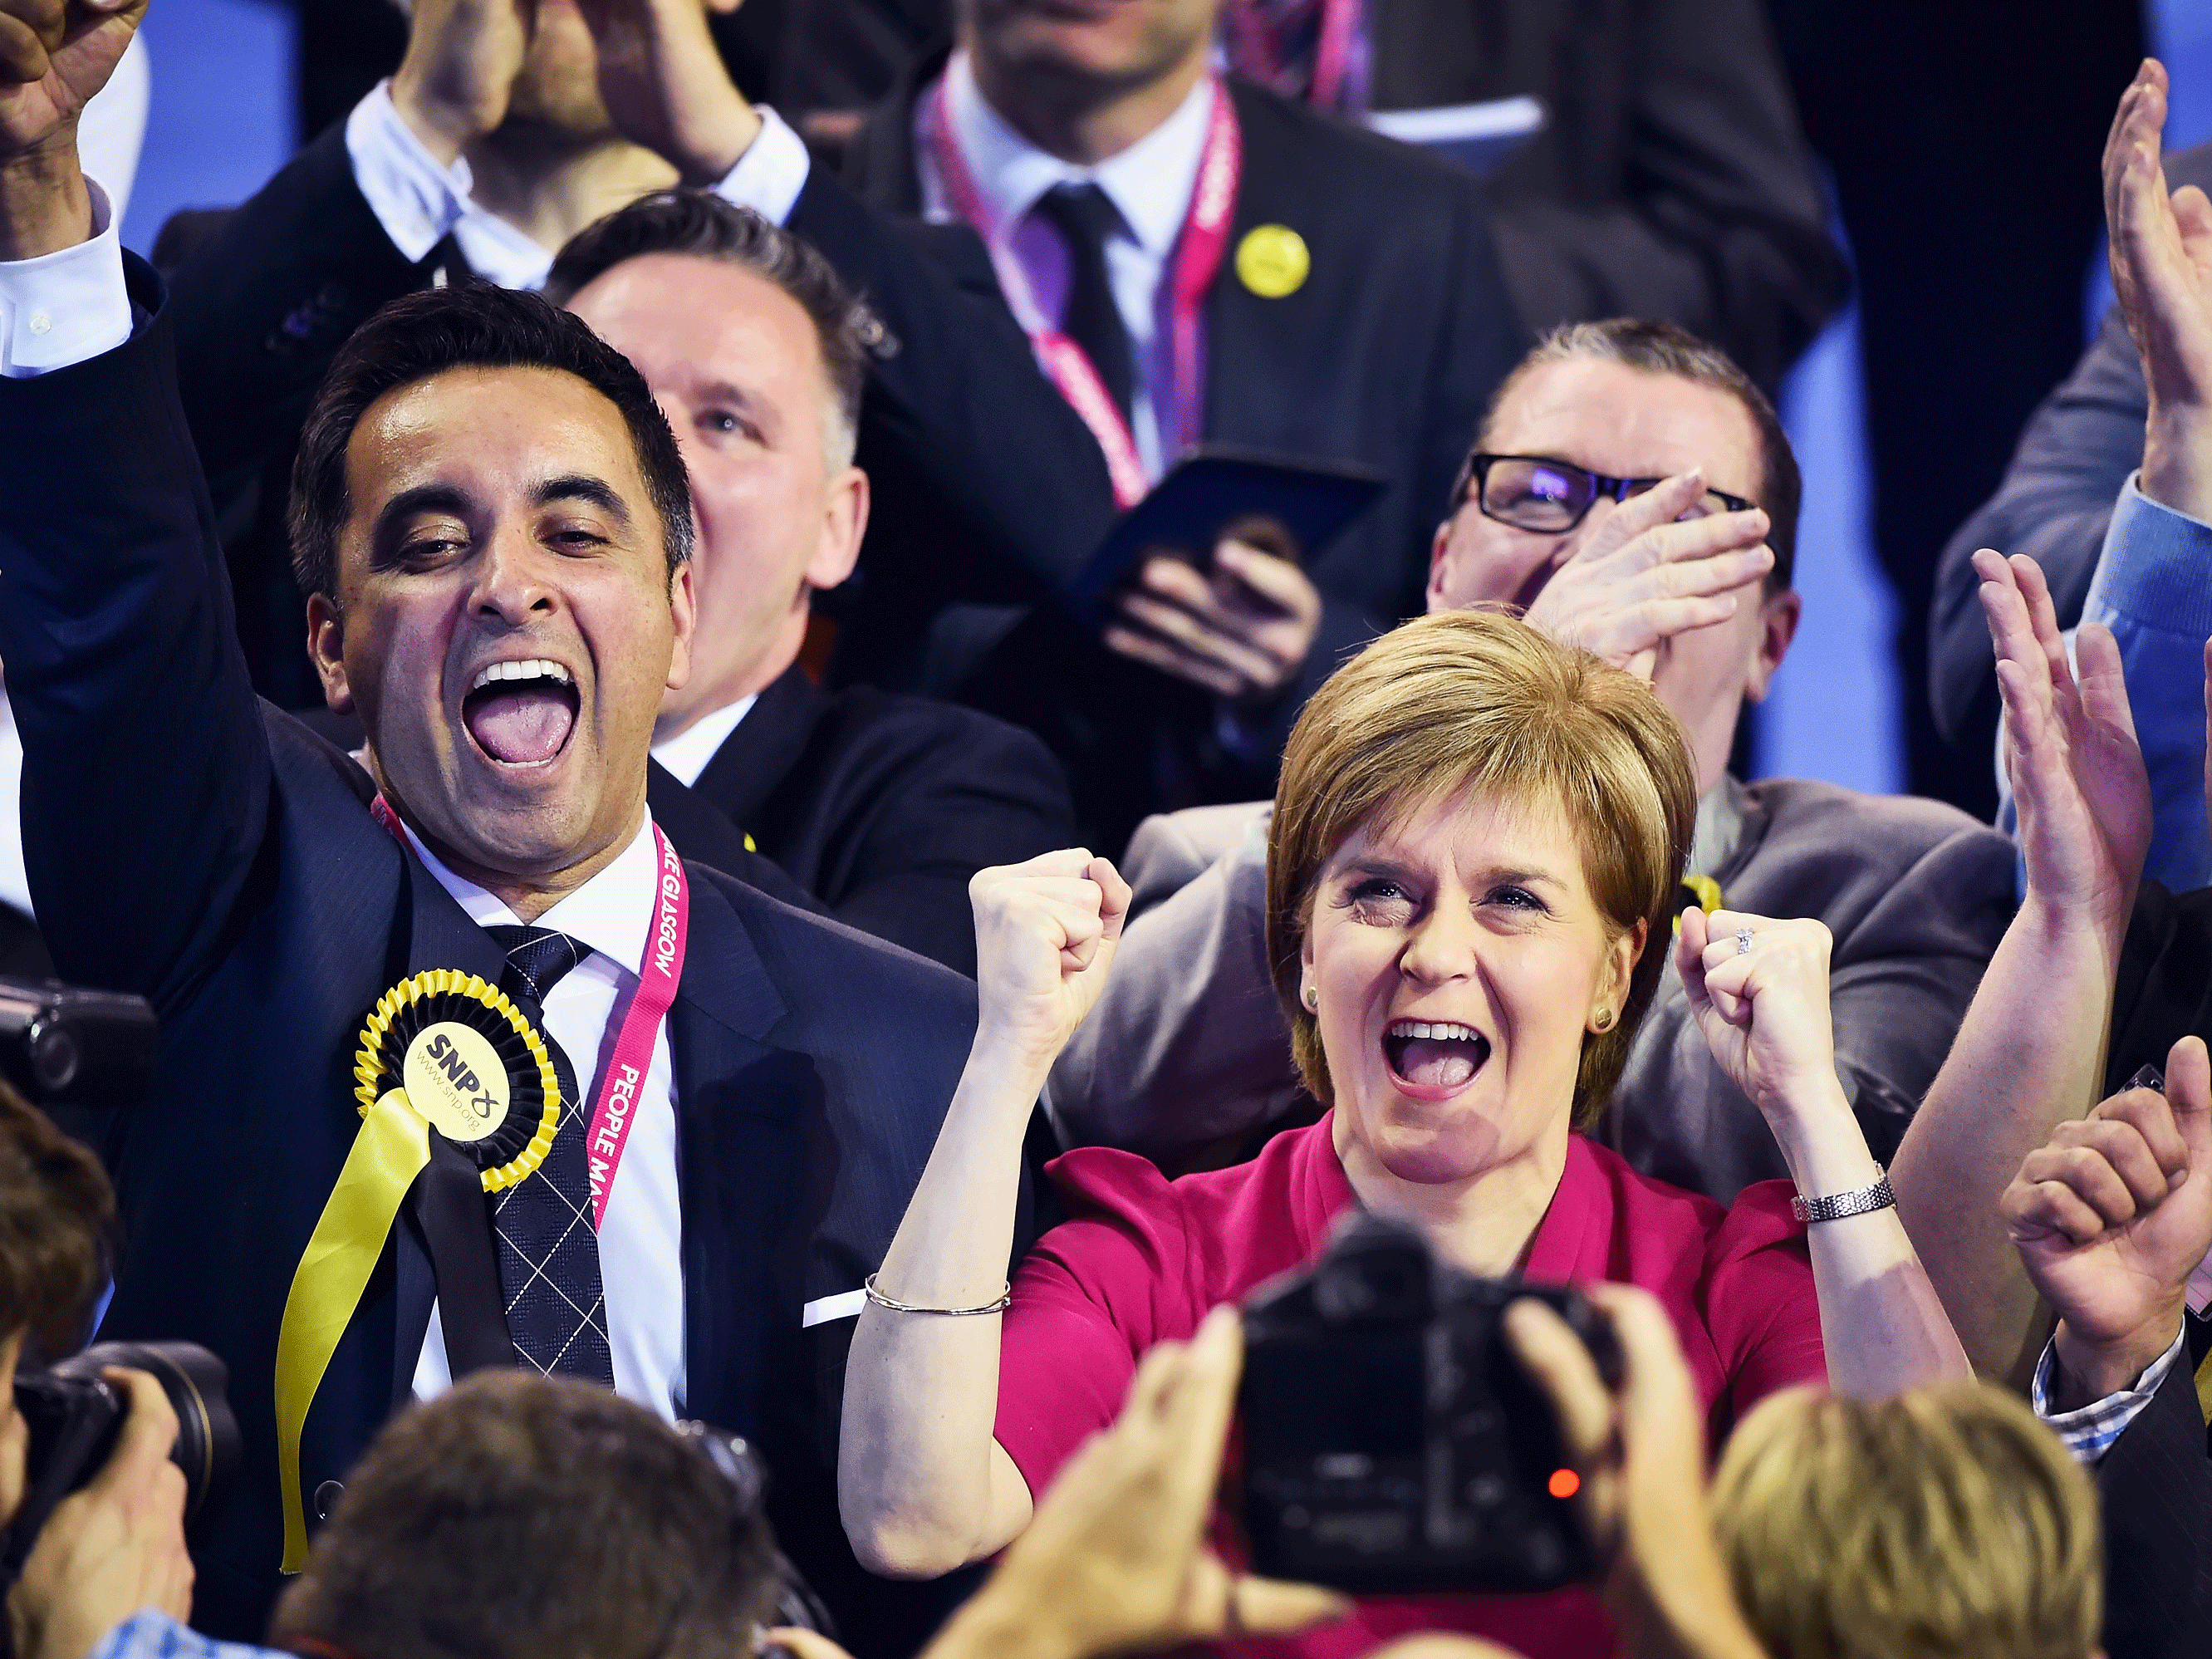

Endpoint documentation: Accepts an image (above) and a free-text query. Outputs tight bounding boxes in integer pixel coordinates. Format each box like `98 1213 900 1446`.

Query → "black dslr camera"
1239 1213 1621 1595
2 1342 241 1578
0 978 158 1108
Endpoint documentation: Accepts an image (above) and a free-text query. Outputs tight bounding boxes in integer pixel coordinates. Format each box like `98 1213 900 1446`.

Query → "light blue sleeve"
2084 475 2212 894
89 1610 289 1659
1994 473 2212 896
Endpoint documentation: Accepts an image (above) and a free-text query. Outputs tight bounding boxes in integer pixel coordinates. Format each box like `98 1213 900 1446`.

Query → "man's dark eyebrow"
372 483 475 543
532 475 632 522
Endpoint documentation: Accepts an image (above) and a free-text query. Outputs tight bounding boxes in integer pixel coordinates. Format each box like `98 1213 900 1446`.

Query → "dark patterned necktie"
1035 182 1137 425
483 925 615 1387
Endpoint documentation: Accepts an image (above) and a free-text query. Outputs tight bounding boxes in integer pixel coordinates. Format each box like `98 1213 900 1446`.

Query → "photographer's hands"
1506 1285 1764 1659
923 1308 1345 1659
6 1368 192 1659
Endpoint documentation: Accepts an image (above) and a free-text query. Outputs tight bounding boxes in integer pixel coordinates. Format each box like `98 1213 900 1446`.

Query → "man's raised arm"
0 0 276 1009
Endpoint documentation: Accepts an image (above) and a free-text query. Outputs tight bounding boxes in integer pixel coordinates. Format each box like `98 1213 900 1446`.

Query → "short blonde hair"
1265 610 1696 1127
1711 1384 2103 1659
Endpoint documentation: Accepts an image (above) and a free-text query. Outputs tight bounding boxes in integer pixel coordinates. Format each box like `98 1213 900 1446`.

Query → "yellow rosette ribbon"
273 970 559 1572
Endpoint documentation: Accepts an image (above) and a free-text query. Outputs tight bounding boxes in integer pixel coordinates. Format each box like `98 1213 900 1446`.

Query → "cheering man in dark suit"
301 189 1077 974
0 9 1000 1652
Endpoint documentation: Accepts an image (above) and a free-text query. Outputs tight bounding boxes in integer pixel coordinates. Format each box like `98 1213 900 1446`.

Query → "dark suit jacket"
1366 0 1845 394
159 117 1118 708
1930 140 2212 748
2110 878 2212 1097
845 58 1527 842
2096 1322 2212 1659
0 273 987 1657
648 666 1072 975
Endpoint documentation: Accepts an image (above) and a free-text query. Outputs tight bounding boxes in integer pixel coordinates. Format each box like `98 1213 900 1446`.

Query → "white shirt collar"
941 49 1216 260
650 694 758 788
397 812 660 978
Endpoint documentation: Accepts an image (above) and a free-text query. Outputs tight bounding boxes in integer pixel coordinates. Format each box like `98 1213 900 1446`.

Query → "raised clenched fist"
0 0 144 160
2004 1034 2212 1406
969 850 1132 1072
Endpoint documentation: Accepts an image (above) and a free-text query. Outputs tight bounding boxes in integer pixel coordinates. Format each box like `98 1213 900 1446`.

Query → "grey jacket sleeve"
1929 139 2212 746
1927 300 2146 744
1046 807 1304 1156
1822 817 2018 1156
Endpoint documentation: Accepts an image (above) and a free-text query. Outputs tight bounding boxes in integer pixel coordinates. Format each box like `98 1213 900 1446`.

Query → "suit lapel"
849 42 948 214
1201 85 1274 449
690 668 825 846
667 868 816 1436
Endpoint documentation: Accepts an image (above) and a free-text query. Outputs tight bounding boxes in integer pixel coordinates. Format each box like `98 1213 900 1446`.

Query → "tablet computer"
1065 447 1388 629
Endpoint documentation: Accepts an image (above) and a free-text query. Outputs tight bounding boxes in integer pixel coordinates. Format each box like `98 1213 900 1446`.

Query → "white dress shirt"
343 81 816 292
650 693 758 788
0 178 130 378
0 688 29 919
916 52 1215 479
396 813 689 1421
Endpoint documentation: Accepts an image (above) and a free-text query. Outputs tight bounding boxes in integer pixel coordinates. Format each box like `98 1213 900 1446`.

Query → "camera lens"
27 1019 80 1095
61 1341 242 1519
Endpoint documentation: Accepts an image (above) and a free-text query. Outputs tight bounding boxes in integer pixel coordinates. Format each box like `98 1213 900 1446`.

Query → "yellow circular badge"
400 1020 511 1142
1235 224 1310 299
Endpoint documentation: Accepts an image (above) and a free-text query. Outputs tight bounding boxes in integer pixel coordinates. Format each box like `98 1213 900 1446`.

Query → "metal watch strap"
1791 1166 1896 1225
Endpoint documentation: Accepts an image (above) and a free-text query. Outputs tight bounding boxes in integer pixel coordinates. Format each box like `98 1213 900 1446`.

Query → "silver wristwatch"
1790 1165 1896 1225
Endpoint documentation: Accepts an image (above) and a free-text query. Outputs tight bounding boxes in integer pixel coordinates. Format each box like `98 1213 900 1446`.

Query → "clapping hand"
2105 58 2212 523
969 851 1132 1072
576 0 761 184
1676 906 1842 1130
1106 541 1323 705
1518 473 1773 681
1974 548 2150 925
389 0 532 167
2004 1034 2212 1408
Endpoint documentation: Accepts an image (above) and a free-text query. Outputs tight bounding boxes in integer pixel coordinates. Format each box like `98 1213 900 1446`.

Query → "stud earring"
1304 987 1319 1011
1593 1009 1614 1032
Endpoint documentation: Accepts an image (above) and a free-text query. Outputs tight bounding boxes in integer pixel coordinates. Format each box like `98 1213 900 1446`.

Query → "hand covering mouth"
1382 1018 1491 1091
462 658 579 766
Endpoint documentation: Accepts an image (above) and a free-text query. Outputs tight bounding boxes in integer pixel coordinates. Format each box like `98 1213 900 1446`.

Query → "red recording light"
1547 1467 1581 1499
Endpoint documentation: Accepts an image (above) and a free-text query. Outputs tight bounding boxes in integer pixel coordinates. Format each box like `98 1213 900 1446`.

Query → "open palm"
0 0 146 157
2106 60 2212 416
1977 548 2151 917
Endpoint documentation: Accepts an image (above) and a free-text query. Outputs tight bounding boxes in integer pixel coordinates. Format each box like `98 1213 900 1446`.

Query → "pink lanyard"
371 797 689 1229
1225 0 1361 112
929 71 1243 509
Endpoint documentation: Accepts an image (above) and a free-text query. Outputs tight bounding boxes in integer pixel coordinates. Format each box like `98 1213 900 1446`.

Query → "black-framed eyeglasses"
1454 453 1757 534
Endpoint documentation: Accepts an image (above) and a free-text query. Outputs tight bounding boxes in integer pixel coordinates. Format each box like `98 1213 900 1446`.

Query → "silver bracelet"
863 1272 1012 1316
1791 1166 1896 1225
